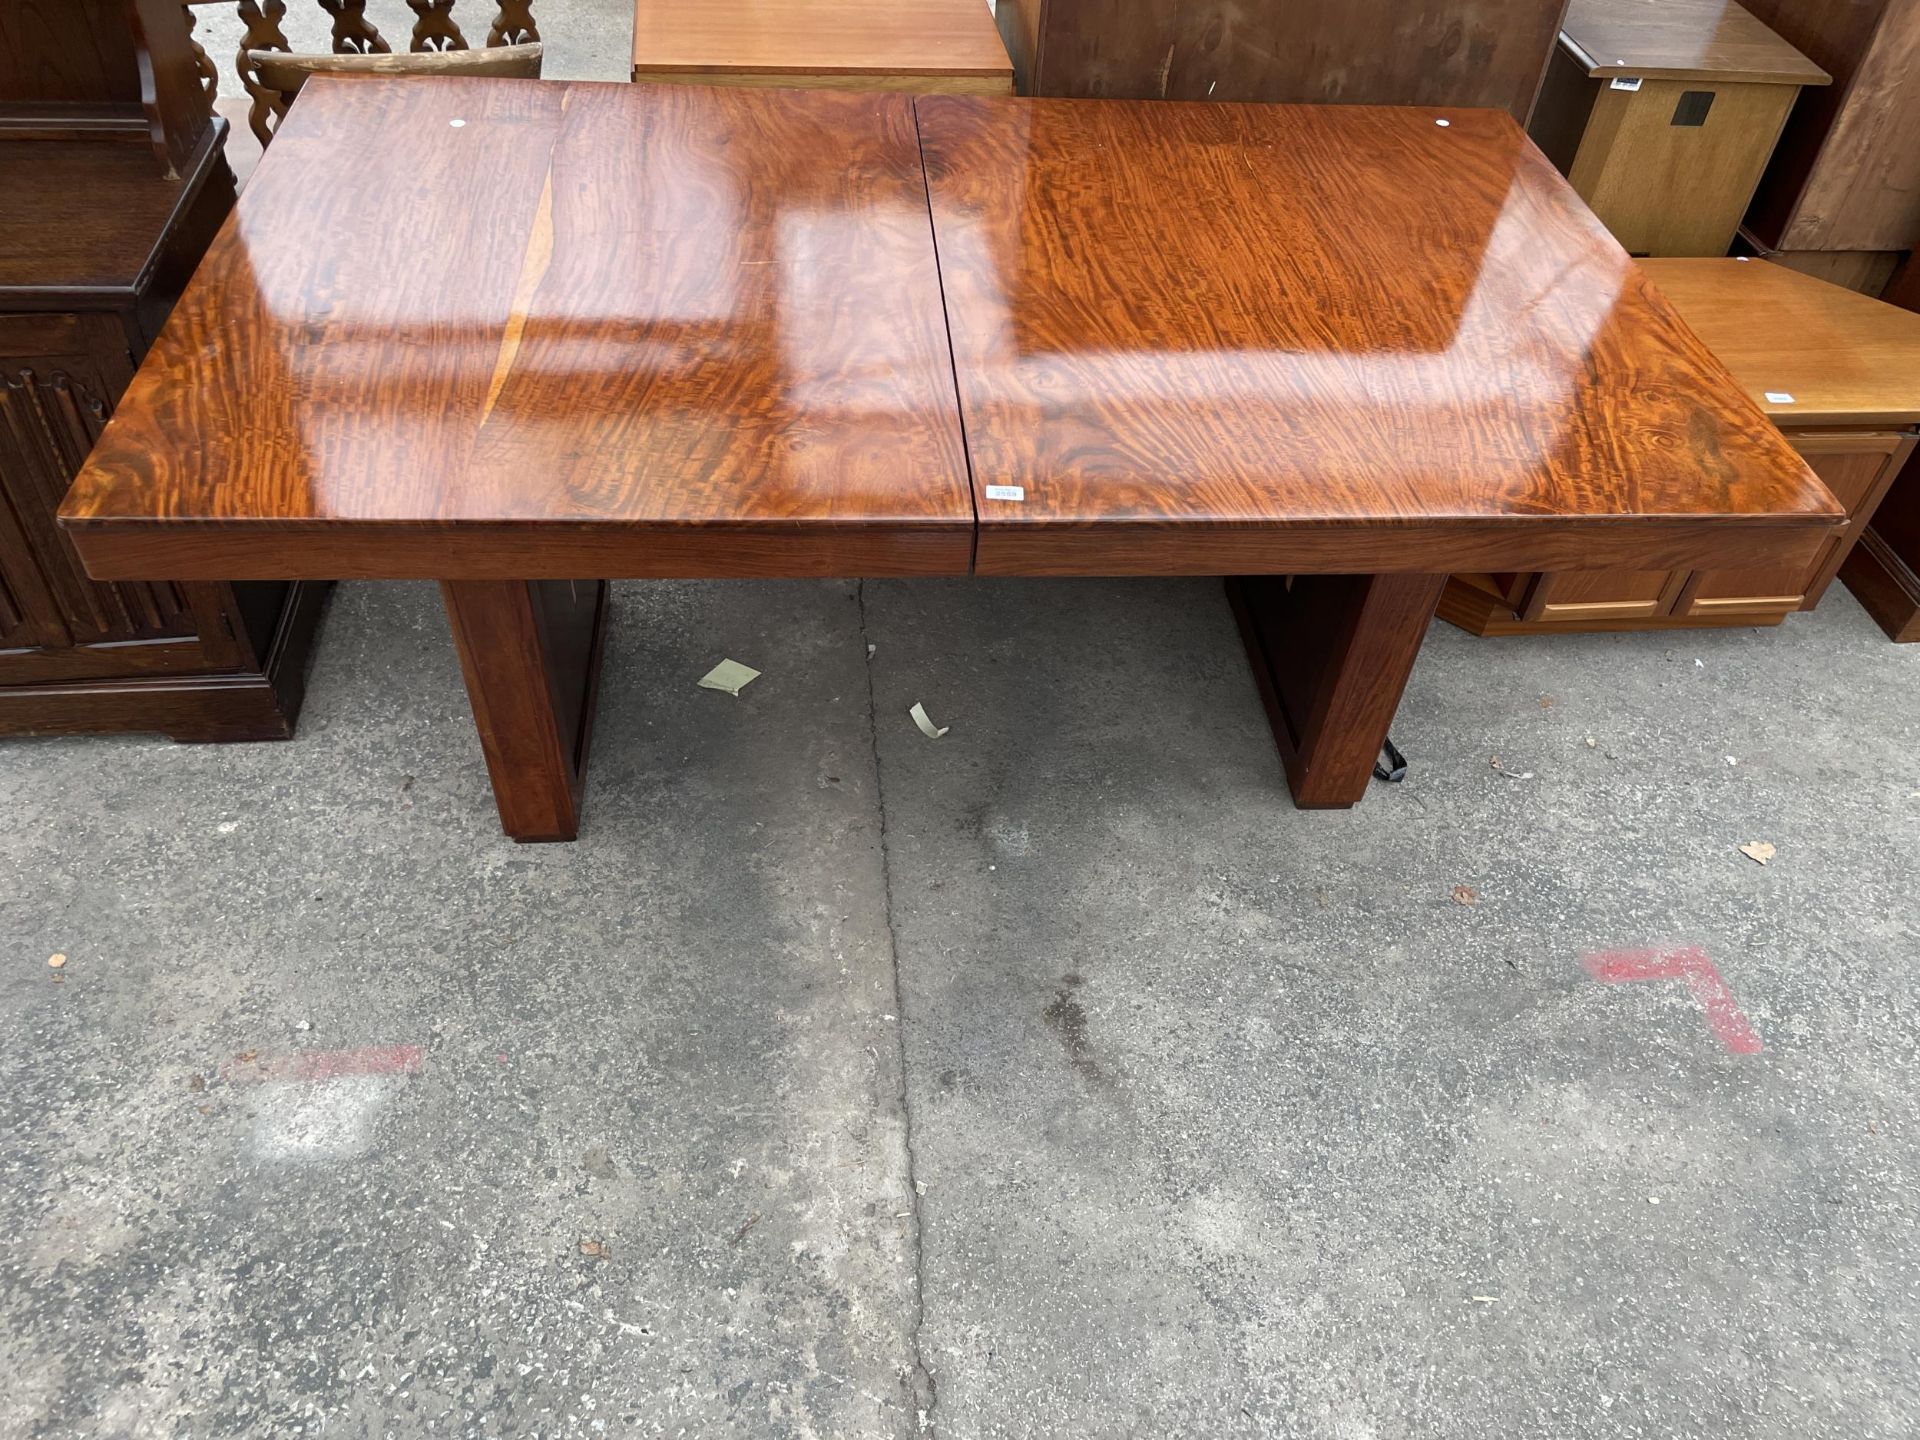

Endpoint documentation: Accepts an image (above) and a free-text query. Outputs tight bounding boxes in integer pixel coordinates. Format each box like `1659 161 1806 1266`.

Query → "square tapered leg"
1228 573 1444 808
442 579 609 841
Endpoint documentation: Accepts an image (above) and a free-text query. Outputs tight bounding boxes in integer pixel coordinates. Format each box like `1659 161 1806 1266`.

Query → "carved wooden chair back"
181 2 542 148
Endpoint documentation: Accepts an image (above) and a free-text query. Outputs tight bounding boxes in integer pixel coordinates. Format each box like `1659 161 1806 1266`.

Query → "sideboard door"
1675 432 1914 619
0 312 244 680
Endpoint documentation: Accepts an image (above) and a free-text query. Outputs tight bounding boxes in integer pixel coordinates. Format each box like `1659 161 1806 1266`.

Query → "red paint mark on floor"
222 1043 425 1085
1582 948 1763 1054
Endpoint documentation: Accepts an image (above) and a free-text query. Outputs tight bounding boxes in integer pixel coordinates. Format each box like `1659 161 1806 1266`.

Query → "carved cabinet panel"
0 314 238 681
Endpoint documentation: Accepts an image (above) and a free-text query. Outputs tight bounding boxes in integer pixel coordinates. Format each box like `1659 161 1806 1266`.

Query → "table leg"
441 579 610 842
1227 573 1445 809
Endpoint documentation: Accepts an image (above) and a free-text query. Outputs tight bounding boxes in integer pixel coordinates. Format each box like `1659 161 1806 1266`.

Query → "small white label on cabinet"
1609 77 1643 91
984 485 1025 502
1764 392 1795 405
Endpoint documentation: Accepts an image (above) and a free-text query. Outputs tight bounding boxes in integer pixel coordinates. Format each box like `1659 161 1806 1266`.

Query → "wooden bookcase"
0 0 327 740
1442 259 1920 634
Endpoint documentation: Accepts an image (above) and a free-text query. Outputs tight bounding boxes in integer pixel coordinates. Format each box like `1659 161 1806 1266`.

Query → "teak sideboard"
1443 258 1920 635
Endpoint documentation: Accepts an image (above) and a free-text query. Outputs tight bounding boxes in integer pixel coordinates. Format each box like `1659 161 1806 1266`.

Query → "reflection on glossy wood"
1443 259 1920 632
916 97 1840 578
61 77 974 580
55 81 1869 832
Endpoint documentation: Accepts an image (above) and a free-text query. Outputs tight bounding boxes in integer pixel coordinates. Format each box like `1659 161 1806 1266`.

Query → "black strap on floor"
1373 737 1407 783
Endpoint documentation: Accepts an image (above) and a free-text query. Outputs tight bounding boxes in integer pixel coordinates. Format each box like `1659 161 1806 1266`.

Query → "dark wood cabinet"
1841 456 1920 641
993 0 1570 119
0 0 327 740
1738 0 1920 288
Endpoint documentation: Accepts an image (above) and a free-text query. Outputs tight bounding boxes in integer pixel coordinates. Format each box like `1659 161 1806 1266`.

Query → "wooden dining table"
58 76 1840 841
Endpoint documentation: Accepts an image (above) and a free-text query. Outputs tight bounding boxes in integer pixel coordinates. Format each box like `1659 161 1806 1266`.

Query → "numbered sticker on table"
984 485 1025 502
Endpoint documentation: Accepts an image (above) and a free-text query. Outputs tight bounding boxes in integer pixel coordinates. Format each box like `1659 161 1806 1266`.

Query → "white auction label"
1764 392 1795 404
984 485 1025 502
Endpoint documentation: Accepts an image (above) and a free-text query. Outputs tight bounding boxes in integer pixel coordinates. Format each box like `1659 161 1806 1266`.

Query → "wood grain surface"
915 96 1842 577
1560 0 1829 83
631 0 1012 85
993 0 1569 119
1740 0 1920 252
1562 77 1801 257
1640 258 1920 427
60 76 974 579
0 134 214 292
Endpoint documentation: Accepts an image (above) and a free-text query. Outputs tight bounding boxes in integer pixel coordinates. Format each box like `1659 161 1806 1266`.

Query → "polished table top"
62 78 975 579
62 77 1841 582
916 96 1839 575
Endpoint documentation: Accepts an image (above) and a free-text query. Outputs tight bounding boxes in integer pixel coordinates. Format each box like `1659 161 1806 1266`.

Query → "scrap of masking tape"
909 702 949 739
698 659 760 696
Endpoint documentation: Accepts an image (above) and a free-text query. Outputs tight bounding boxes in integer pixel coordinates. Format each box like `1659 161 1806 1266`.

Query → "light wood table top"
60 77 975 580
631 0 1012 94
916 96 1841 577
1643 258 1920 428
1560 0 1829 85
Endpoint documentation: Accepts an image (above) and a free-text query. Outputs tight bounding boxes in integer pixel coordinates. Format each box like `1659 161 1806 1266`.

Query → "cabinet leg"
441 580 609 842
1227 573 1444 808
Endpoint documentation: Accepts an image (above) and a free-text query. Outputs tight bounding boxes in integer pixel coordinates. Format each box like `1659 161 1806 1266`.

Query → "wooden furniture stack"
1530 0 1827 257
992 0 1567 117
1441 258 1920 634
1740 0 1920 295
631 0 1012 94
0 0 325 740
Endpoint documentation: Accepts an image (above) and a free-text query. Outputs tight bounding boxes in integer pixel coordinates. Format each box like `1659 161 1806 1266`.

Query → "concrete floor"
4 576 1918 1439
9 4 1920 1435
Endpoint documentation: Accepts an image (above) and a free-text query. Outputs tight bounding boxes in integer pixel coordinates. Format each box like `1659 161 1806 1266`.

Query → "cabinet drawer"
1522 569 1686 623
0 313 129 362
1677 431 1914 618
